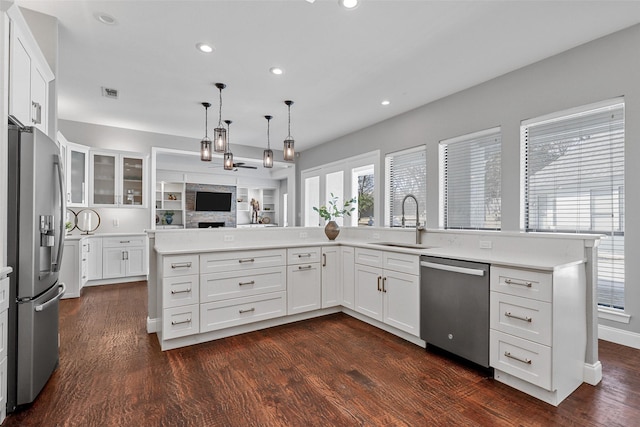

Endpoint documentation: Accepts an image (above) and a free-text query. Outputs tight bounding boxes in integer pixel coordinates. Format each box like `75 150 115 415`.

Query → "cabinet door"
91 152 118 206
125 246 147 276
321 247 341 308
9 28 31 126
59 240 80 299
102 247 126 279
121 155 144 207
354 264 383 321
341 247 355 309
86 238 103 280
287 263 321 315
67 144 89 207
383 270 420 336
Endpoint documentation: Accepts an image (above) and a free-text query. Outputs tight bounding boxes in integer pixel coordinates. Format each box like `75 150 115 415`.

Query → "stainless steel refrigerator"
6 123 66 411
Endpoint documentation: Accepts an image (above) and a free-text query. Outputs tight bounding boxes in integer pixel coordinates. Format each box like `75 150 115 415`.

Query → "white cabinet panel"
491 330 552 391
287 263 321 315
163 275 199 309
200 292 287 333
201 266 286 303
9 30 31 126
200 249 285 274
163 255 199 278
103 247 126 279
383 270 420 336
341 247 355 309
90 151 146 208
86 237 103 280
163 304 200 340
321 247 341 308
354 264 383 321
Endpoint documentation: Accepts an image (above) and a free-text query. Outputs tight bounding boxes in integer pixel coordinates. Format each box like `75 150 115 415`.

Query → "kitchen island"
148 226 600 405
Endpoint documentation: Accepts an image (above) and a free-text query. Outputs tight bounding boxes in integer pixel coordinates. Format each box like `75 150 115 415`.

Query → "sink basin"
370 242 436 250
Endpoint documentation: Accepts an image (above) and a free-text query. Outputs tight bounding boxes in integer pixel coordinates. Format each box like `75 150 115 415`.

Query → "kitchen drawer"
383 251 419 275
102 235 146 248
0 277 9 312
354 248 383 268
200 291 287 333
490 330 552 391
162 254 199 278
200 266 286 303
200 249 285 274
490 266 552 302
490 292 552 346
163 274 199 308
287 247 321 265
162 304 200 340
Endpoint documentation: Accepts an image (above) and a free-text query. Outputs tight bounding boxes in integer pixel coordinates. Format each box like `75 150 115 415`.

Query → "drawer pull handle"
505 312 532 323
171 318 191 325
239 308 255 314
171 262 192 269
120 240 131 244
298 265 313 270
504 351 532 365
504 278 532 288
238 258 255 263
239 280 255 286
171 288 191 294
297 253 312 258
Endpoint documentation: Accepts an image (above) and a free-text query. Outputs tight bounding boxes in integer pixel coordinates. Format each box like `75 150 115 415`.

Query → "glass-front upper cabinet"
90 151 146 208
67 143 89 207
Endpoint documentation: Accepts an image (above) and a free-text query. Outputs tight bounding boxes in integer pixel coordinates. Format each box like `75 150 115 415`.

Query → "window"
385 146 426 227
521 99 625 309
301 151 380 227
440 128 501 230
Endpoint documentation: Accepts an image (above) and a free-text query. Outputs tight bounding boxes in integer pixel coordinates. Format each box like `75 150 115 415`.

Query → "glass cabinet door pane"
93 154 116 205
122 157 143 206
70 150 86 204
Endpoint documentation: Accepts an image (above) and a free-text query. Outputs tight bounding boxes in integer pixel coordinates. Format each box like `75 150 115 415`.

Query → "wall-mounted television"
195 191 232 212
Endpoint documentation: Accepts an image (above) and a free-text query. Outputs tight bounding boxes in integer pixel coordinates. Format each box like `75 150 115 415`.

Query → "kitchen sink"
370 242 437 250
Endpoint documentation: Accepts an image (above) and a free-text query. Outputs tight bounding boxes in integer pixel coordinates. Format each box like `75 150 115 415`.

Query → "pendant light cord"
267 118 271 150
218 87 223 127
287 104 292 137
204 105 208 137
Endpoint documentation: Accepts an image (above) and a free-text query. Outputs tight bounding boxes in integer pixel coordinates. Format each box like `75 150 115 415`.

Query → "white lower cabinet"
489 264 586 406
341 246 355 309
321 247 341 308
60 239 81 299
287 247 321 315
200 292 287 333
163 304 200 340
102 236 148 279
354 248 420 337
86 237 103 280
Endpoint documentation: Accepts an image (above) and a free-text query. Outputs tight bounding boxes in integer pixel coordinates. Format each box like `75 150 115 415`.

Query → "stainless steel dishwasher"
420 256 490 368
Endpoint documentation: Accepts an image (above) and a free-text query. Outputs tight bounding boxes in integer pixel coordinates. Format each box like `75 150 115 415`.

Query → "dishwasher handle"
420 261 485 277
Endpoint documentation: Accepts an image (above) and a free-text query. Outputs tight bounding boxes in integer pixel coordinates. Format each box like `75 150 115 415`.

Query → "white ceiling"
16 0 640 153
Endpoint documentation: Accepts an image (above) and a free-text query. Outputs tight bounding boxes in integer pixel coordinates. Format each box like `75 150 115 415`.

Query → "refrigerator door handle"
35 282 66 312
52 154 66 272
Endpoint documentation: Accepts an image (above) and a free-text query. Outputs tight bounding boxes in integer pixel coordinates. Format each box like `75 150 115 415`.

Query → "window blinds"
385 146 426 227
441 128 501 230
522 101 625 309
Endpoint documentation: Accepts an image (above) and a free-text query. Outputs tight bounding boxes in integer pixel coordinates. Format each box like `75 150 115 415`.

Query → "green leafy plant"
65 221 73 231
313 194 357 221
164 211 174 217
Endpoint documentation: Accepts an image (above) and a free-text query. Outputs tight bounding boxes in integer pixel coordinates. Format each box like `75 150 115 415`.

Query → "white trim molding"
583 361 603 385
599 324 640 349
147 316 159 334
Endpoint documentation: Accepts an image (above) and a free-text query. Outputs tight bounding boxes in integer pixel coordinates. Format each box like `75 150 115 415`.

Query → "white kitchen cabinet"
65 142 90 207
7 7 54 135
489 264 586 406
354 248 420 336
287 247 321 315
340 246 355 309
321 247 341 308
85 237 103 280
102 236 148 279
60 238 81 299
90 151 146 208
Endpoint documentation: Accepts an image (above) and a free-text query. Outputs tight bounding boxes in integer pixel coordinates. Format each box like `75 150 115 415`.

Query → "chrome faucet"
401 194 425 245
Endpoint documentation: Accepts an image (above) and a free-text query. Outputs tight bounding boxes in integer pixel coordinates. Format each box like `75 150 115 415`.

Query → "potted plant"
313 194 357 240
164 210 174 225
65 221 73 234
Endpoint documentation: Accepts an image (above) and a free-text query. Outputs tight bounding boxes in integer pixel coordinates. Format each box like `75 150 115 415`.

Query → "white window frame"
439 127 502 230
301 151 380 227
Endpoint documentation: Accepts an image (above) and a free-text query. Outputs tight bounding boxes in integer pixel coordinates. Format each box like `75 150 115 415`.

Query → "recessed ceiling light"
339 0 359 10
381 100 390 106
270 67 284 75
196 43 214 53
95 12 117 25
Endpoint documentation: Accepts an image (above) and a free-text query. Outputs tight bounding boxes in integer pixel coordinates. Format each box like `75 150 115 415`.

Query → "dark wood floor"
4 282 639 426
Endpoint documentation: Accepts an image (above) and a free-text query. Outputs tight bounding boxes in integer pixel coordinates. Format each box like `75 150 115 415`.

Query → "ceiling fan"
208 161 258 171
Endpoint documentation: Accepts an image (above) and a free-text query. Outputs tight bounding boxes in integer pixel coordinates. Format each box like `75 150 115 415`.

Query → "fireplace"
198 222 225 228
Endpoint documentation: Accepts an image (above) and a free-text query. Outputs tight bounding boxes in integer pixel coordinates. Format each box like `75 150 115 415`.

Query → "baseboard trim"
583 361 602 386
598 324 640 349
147 317 159 334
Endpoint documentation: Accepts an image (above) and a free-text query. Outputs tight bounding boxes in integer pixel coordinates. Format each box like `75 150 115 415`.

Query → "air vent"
101 87 119 99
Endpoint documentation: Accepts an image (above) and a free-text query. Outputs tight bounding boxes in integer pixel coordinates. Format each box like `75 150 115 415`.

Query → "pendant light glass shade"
200 102 212 162
223 120 234 170
283 100 295 161
263 115 273 168
213 83 227 153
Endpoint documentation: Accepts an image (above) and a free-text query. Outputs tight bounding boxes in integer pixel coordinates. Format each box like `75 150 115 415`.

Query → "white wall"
298 24 640 336
1 4 11 267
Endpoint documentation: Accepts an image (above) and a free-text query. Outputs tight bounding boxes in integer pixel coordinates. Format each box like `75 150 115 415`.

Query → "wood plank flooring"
4 281 640 426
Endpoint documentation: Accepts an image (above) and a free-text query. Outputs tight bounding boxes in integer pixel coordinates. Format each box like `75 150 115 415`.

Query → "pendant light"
223 119 234 170
213 83 227 153
263 115 274 168
283 100 295 161
200 102 212 161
